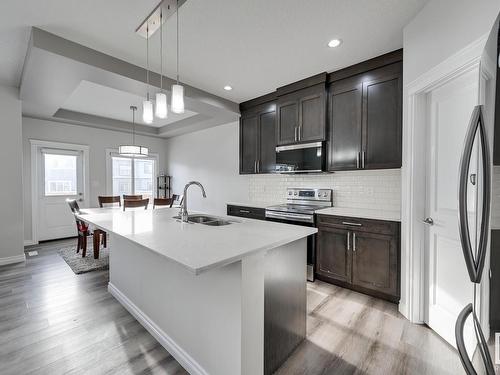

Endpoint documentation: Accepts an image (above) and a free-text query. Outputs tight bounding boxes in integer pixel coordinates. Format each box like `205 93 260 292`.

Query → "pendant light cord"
132 107 136 146
176 0 179 84
146 25 150 100
160 5 163 91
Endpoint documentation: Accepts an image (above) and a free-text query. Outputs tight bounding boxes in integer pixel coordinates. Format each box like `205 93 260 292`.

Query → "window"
44 153 77 196
110 154 156 200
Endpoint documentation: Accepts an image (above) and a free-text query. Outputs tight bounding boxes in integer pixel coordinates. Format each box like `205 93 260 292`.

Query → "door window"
43 153 78 196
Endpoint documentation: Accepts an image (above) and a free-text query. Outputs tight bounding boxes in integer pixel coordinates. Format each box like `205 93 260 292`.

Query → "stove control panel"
286 188 332 202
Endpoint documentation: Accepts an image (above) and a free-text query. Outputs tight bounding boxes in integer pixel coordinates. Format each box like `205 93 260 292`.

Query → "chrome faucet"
179 181 207 222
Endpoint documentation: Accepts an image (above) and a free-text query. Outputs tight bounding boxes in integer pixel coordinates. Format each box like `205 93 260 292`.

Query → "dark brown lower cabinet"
315 214 400 302
316 227 351 284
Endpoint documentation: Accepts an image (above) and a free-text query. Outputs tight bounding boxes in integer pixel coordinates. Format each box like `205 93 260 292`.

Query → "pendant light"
171 0 184 114
119 106 149 157
143 25 154 124
155 5 168 119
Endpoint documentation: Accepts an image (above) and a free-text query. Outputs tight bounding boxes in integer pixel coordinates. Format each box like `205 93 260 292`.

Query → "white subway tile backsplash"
248 169 401 212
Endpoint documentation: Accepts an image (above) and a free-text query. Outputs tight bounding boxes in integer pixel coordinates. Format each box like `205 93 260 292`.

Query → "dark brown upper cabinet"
276 73 327 146
328 51 403 171
239 93 276 174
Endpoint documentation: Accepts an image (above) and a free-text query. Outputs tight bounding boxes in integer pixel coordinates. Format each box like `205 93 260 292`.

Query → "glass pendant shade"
142 99 154 124
171 84 185 114
118 145 149 158
155 92 168 119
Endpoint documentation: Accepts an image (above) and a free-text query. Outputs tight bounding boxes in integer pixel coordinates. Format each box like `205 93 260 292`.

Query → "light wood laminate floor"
0 239 466 375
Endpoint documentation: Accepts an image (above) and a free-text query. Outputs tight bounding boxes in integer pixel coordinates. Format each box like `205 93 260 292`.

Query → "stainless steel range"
265 188 333 281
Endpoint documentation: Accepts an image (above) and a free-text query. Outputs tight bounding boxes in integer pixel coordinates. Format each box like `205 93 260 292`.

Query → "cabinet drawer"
316 214 398 236
227 205 266 220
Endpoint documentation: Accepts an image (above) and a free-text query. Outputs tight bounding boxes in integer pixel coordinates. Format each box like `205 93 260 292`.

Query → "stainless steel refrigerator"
455 12 500 374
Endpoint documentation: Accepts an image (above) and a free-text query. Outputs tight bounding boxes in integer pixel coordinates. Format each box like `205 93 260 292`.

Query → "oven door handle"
265 211 314 223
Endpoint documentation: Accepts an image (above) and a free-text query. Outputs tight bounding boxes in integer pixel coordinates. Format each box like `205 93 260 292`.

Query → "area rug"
58 246 109 274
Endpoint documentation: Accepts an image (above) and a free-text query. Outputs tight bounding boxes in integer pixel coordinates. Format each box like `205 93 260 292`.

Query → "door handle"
294 127 298 142
254 160 257 173
352 233 356 252
356 152 360 169
470 174 476 185
422 217 434 225
298 125 301 141
347 232 351 251
361 151 366 168
257 159 260 173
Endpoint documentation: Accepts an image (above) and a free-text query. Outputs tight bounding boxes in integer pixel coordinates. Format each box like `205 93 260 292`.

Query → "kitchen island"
77 207 317 375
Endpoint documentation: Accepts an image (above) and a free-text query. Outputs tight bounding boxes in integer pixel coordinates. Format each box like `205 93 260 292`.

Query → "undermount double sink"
173 214 236 226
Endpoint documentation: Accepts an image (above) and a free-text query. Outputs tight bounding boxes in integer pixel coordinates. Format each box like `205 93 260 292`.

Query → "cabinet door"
316 227 351 284
258 110 276 173
299 91 326 142
276 96 299 145
239 116 258 174
327 79 362 171
351 231 399 298
362 70 402 169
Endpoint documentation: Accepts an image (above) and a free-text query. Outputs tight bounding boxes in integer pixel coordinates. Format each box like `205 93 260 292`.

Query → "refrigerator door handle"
457 105 491 283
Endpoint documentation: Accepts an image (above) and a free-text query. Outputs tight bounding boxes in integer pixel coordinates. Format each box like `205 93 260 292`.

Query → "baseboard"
0 254 26 266
108 282 208 375
24 240 36 246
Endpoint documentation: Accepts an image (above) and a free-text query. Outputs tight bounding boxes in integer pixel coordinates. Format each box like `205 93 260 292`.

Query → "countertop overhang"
77 208 317 275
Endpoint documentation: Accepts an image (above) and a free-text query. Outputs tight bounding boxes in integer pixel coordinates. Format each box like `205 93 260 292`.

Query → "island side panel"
108 234 243 375
264 237 307 375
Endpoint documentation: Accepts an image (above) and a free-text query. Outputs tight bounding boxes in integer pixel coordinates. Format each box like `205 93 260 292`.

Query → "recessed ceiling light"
328 39 342 48
224 85 233 91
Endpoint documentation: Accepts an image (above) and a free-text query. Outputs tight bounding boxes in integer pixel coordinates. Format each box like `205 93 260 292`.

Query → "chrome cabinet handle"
361 151 366 168
342 221 362 227
347 232 351 251
298 126 301 141
239 209 250 214
353 233 356 252
294 127 298 142
422 217 434 226
257 159 260 173
356 152 360 169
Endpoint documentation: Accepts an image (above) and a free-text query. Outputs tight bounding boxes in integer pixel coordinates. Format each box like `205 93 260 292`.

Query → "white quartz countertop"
77 208 316 275
315 207 401 222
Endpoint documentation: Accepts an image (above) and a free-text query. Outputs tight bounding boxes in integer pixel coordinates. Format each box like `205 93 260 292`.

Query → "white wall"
403 0 500 84
22 117 169 243
165 121 250 216
0 85 24 263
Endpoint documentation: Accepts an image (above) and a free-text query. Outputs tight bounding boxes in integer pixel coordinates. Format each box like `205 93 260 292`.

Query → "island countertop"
77 207 317 275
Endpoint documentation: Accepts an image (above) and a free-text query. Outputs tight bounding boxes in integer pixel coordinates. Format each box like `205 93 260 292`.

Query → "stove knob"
294 192 298 196
288 191 292 195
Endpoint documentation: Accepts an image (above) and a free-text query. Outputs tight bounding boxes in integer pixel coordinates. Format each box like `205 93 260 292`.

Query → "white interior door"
37 148 86 241
425 67 480 353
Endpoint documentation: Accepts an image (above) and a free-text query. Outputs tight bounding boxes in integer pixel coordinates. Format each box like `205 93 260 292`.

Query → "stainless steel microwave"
275 142 325 173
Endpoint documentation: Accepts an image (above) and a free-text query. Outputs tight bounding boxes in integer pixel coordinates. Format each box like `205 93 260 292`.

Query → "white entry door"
424 67 480 353
37 147 86 241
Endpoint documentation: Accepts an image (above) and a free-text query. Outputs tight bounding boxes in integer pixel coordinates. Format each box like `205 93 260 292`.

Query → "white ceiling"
62 81 197 127
1 0 427 104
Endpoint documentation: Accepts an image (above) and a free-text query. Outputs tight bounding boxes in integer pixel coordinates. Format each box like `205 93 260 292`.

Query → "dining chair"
123 194 142 200
98 195 121 207
170 194 184 208
66 199 94 257
153 198 173 209
123 198 149 211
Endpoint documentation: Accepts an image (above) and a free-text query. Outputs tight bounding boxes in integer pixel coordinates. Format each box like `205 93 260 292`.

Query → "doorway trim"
30 139 90 244
401 35 488 324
